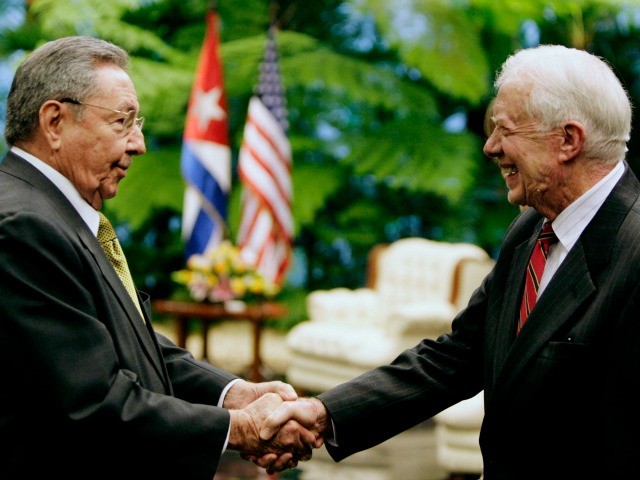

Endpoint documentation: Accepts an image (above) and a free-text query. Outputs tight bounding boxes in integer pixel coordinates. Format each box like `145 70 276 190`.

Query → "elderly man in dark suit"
259 44 640 479
0 36 315 479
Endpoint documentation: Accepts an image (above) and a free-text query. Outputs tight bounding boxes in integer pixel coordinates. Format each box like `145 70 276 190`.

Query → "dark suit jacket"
319 162 640 479
0 152 238 480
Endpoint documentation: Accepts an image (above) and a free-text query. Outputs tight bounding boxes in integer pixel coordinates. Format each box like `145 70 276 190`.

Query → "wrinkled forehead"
492 80 534 125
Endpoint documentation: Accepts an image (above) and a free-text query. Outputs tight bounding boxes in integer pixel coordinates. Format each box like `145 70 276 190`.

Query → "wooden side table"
152 299 288 382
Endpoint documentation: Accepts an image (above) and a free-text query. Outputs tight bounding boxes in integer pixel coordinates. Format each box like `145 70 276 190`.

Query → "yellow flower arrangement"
171 241 280 303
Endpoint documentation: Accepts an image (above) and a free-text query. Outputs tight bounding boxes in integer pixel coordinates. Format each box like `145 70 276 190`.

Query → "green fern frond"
345 117 480 203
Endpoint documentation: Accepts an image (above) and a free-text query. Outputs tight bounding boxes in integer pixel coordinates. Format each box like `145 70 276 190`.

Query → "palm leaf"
356 0 491 104
345 117 480 204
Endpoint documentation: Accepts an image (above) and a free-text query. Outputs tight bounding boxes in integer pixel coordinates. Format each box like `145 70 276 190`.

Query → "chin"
100 188 119 201
507 190 524 207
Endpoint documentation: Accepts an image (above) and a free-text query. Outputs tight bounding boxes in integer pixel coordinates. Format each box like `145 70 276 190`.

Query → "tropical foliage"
2 0 640 327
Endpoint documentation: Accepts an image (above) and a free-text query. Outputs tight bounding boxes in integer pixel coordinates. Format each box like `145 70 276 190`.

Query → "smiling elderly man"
257 45 640 479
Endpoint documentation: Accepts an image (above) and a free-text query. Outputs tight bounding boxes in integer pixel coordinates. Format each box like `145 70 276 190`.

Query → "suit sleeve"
155 332 240 404
0 211 229 475
317 262 491 461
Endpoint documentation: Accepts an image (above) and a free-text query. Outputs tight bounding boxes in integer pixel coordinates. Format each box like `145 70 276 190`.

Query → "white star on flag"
192 86 226 131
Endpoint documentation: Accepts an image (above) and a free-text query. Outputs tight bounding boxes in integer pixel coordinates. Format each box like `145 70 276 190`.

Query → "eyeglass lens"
123 111 144 131
60 98 143 131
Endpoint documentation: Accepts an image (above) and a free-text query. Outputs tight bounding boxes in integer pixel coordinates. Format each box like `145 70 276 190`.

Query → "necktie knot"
537 222 558 255
97 213 117 245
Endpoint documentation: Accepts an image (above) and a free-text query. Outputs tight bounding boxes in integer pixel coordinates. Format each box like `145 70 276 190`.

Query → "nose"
483 129 501 159
127 126 146 156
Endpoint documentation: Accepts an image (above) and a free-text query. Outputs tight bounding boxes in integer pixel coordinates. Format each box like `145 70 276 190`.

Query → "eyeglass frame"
59 98 144 131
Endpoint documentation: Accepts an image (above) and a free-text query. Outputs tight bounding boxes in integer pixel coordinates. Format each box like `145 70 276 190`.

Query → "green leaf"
345 117 480 204
129 58 194 138
291 161 345 227
357 0 491 104
283 47 439 114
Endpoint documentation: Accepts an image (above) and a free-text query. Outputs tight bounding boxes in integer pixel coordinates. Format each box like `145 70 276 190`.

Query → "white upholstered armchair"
285 237 495 393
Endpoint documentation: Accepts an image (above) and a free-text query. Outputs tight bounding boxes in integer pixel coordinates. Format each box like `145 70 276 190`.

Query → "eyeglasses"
60 98 144 131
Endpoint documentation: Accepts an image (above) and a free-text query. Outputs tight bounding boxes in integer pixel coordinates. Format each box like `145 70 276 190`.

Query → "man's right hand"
260 396 330 445
251 396 330 472
228 393 319 472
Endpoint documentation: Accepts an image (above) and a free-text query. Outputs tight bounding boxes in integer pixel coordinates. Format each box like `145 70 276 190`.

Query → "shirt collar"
548 161 624 252
10 146 100 235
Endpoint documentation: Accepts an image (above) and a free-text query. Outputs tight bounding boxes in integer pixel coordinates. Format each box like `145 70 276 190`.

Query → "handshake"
225 379 331 473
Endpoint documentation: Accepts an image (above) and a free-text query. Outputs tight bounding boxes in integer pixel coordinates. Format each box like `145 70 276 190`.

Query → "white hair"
495 45 632 163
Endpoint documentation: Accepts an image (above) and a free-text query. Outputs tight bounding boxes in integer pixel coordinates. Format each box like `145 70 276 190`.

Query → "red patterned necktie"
518 222 558 333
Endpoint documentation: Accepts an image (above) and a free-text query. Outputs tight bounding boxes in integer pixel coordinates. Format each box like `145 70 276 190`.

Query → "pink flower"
209 277 235 302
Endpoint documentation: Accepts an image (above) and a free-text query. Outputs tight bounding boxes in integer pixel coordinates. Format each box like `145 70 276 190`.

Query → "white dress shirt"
539 161 624 296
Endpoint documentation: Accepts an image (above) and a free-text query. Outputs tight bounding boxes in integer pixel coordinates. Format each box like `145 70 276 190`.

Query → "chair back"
370 238 488 318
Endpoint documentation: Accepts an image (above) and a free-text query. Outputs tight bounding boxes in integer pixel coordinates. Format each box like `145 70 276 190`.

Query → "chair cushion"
286 322 398 366
392 300 457 322
434 392 484 428
306 287 383 327
434 392 485 474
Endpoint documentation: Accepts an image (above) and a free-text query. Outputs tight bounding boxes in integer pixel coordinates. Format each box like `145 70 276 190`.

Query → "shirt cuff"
326 418 338 446
219 378 242 453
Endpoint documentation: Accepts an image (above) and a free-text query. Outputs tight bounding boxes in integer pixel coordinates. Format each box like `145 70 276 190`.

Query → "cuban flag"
180 10 230 258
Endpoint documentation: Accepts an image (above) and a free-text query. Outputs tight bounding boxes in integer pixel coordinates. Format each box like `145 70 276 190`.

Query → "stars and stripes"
237 26 293 286
180 10 231 258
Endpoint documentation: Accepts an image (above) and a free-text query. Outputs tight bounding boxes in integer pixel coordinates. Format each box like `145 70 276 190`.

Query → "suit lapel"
78 228 169 386
2 153 169 388
491 164 639 401
491 233 536 379
493 241 595 398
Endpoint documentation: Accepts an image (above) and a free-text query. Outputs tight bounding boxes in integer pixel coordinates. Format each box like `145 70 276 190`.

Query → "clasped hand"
225 380 329 473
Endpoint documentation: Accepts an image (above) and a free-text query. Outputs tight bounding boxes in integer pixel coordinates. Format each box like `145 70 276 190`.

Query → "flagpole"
269 0 278 28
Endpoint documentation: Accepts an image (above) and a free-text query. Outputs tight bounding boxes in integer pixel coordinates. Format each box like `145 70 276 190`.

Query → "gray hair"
495 44 632 163
5 36 130 145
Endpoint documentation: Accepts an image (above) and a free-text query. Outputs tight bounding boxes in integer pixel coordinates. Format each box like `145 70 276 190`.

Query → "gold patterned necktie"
97 212 144 321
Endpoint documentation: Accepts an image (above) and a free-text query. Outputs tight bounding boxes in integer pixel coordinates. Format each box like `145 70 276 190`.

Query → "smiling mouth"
501 165 518 178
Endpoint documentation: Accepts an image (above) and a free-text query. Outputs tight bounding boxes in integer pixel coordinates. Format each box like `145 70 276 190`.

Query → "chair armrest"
434 391 485 428
287 287 391 365
306 287 383 327
388 301 457 339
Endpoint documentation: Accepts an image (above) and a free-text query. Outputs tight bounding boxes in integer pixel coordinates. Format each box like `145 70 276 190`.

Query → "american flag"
180 11 230 258
237 26 293 286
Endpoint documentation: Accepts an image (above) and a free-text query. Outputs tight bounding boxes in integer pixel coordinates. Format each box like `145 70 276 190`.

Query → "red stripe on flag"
236 28 293 286
238 145 292 234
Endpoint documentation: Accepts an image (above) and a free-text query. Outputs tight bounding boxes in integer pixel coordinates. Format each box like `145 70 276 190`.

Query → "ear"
39 100 66 150
558 121 586 163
